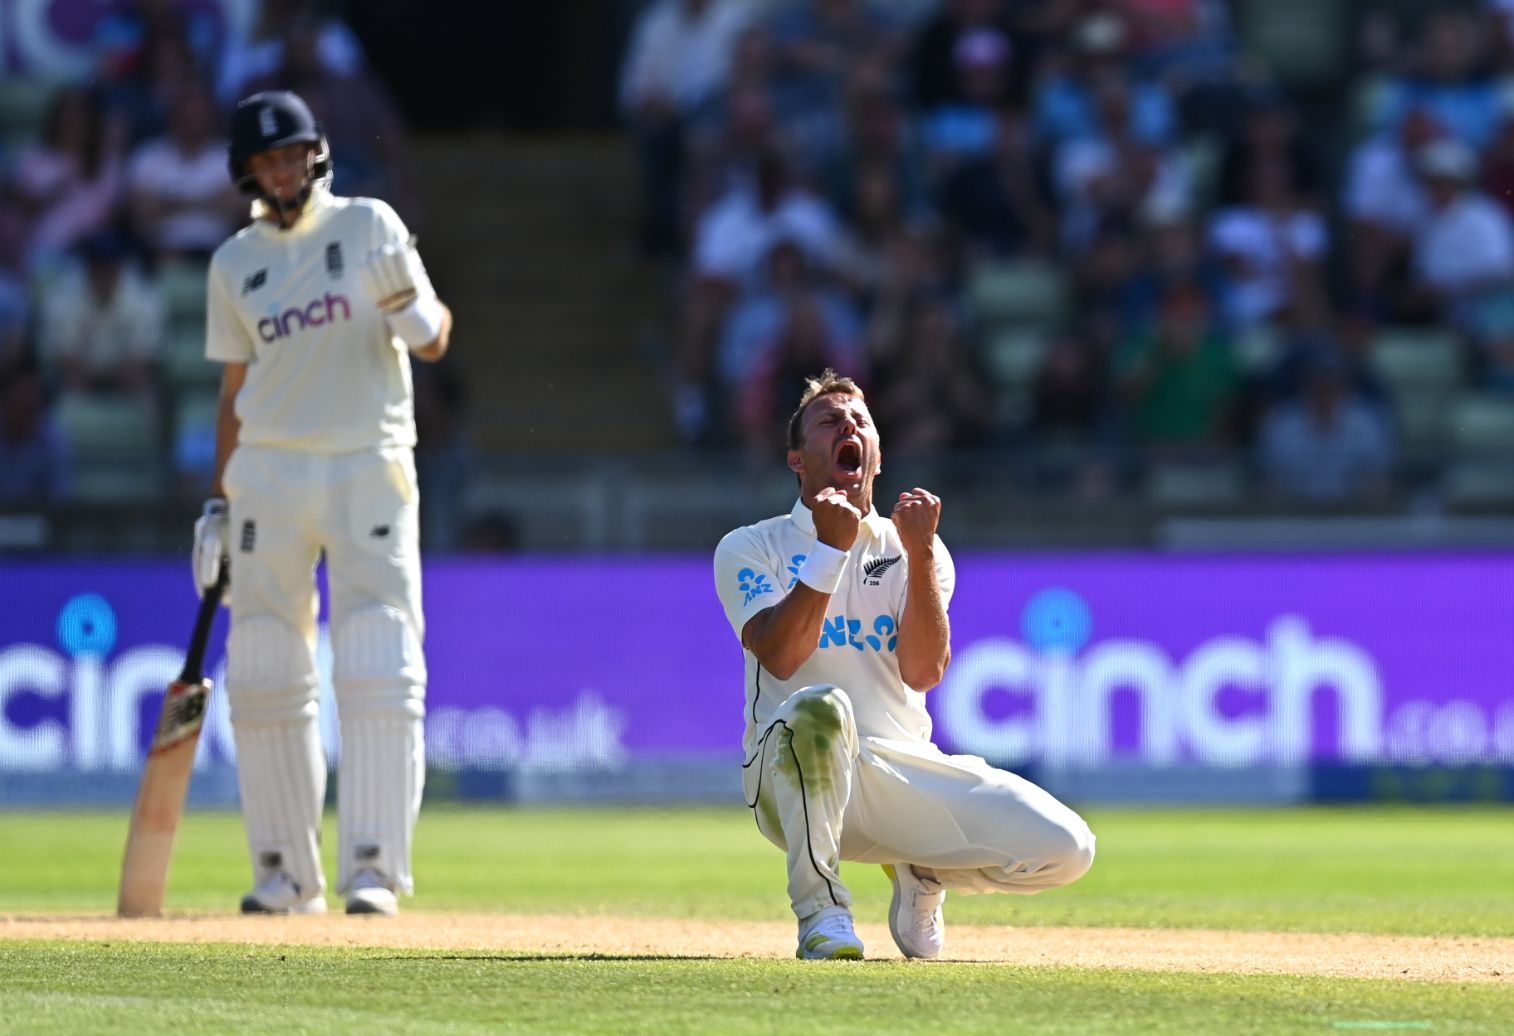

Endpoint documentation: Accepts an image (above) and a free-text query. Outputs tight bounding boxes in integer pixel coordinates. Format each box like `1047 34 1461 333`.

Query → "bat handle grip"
180 560 229 684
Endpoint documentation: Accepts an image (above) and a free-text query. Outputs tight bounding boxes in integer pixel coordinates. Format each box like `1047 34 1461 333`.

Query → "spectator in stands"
920 26 1018 164
867 291 993 456
247 16 418 211
679 148 852 442
1115 287 1238 446
1117 215 1226 335
1207 154 1327 329
911 0 1029 111
718 237 864 421
769 0 905 119
1343 106 1442 314
128 84 243 261
1412 138 1514 326
1216 96 1319 210
37 233 164 405
103 22 207 144
1268 313 1391 414
0 365 72 502
823 86 929 232
1052 65 1192 253
939 107 1054 261
1032 329 1108 442
1480 103 1514 223
621 0 753 256
12 87 127 273
1035 10 1175 148
217 0 365 103
1376 8 1499 150
1258 349 1395 503
736 293 865 458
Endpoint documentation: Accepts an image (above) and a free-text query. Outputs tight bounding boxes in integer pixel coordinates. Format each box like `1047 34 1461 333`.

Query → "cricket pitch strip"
2 914 1509 982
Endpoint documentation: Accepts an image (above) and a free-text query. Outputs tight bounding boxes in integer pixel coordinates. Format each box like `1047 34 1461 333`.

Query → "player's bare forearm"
409 301 452 362
741 584 834 679
209 363 246 497
896 549 951 691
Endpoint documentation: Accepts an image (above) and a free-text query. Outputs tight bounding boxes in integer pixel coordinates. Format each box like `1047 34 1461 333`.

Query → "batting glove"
357 241 424 315
357 241 445 348
192 497 230 603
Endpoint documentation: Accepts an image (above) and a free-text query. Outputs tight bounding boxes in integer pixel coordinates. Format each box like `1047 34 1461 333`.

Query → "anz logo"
818 614 897 653
258 293 352 342
737 568 773 605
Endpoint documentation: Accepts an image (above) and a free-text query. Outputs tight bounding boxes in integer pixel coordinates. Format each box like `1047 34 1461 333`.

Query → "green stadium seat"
1446 395 1514 454
55 393 164 503
1235 0 1346 87
967 260 1067 330
157 260 209 324
0 79 57 151
164 319 219 390
1368 328 1464 393
56 393 158 455
983 328 1048 388
1392 393 1449 454
1443 461 1514 508
1144 460 1247 507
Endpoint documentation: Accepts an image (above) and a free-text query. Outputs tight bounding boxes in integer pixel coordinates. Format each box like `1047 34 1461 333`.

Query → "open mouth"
835 440 863 477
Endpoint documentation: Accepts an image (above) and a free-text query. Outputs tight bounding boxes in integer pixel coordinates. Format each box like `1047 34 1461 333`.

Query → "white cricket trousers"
222 443 426 901
742 684 1096 921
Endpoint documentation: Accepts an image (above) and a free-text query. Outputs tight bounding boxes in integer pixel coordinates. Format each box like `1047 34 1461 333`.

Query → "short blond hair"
786 369 865 450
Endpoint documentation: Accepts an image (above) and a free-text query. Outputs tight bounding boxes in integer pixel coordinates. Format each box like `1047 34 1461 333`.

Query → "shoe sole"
883 863 941 960
345 903 398 916
240 896 328 915
796 945 864 960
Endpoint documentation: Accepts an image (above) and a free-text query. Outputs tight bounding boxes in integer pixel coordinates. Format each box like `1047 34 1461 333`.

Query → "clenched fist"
891 488 940 556
811 486 862 552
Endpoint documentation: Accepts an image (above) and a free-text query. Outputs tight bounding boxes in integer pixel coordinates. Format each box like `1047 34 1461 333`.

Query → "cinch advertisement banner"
2 555 1512 779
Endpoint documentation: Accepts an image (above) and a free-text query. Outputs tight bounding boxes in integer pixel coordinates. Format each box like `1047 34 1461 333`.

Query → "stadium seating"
54 392 164 502
967 261 1068 332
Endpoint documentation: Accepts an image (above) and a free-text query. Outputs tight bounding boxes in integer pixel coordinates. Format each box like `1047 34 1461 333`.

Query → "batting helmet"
227 91 332 201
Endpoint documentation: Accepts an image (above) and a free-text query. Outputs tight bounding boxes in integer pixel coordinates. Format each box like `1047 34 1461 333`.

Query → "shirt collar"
250 183 336 239
789 497 891 540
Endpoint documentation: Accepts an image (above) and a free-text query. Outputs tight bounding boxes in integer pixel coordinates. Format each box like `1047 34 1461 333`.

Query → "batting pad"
226 615 326 900
331 605 426 894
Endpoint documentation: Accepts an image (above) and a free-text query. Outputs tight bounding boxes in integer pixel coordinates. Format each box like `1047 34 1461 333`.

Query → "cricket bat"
117 563 229 917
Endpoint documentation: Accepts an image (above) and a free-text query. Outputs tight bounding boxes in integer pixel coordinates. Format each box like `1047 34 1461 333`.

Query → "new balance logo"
240 519 257 553
863 554 901 585
326 242 344 278
242 269 267 294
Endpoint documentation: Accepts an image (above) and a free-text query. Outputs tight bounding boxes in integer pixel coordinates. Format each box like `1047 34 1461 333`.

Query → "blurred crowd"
0 0 444 516
622 0 1514 505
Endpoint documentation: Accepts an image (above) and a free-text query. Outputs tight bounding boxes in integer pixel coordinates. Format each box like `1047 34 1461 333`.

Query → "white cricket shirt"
714 498 956 756
205 187 432 452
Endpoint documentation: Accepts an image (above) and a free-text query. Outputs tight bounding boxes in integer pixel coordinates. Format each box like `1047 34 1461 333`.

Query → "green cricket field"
1 805 1511 1033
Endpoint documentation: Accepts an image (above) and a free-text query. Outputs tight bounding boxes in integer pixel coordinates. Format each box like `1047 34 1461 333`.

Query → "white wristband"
796 542 849 594
386 295 445 348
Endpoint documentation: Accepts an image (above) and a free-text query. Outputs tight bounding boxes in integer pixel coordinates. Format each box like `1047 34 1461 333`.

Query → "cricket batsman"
192 91 453 915
713 371 1095 959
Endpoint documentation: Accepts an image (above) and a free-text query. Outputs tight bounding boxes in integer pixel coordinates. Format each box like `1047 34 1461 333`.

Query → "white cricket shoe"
796 905 864 960
345 869 399 916
239 872 327 915
883 863 945 959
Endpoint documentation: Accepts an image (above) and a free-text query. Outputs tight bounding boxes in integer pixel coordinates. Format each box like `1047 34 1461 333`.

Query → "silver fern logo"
862 554 901 586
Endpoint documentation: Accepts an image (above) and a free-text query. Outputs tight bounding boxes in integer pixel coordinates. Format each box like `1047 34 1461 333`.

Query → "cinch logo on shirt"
257 293 353 342
818 613 898 653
